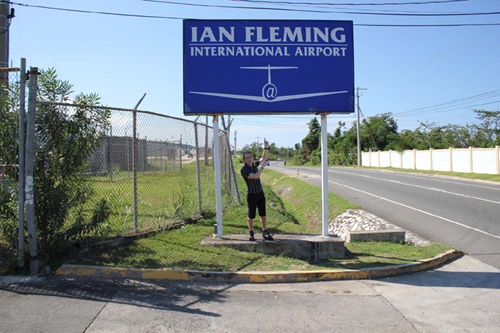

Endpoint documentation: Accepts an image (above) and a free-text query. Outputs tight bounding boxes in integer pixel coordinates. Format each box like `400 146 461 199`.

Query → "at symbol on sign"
263 83 278 100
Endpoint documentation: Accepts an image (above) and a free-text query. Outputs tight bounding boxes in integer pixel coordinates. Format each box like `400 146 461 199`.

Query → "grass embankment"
74 165 452 272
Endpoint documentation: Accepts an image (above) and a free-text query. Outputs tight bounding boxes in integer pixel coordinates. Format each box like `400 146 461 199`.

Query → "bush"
33 69 112 264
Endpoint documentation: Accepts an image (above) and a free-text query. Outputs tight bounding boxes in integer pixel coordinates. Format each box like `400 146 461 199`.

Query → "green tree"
302 118 321 155
0 73 23 258
361 113 399 151
471 110 500 147
296 118 321 164
328 121 358 165
33 69 112 263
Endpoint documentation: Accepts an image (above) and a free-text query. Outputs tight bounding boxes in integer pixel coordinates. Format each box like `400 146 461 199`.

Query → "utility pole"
0 2 12 83
356 87 367 167
0 2 12 68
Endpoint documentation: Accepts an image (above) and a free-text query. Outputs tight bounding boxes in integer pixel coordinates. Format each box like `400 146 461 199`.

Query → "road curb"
55 249 463 283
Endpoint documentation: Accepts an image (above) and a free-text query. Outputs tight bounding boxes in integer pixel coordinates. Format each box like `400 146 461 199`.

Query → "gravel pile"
329 209 431 246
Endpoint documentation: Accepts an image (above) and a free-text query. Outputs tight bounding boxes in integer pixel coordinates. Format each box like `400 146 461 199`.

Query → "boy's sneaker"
249 231 255 241
263 230 274 241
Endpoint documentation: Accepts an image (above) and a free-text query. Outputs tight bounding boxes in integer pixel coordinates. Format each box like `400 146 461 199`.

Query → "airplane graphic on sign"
190 65 348 103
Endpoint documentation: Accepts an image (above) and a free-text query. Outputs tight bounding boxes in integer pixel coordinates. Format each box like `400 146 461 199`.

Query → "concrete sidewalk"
1 255 499 332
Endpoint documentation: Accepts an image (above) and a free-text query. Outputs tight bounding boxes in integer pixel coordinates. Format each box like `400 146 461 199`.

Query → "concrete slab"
201 233 345 260
347 230 406 243
366 255 500 332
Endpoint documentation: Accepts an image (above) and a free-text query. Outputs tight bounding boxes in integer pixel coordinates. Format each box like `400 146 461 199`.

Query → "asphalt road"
268 163 500 269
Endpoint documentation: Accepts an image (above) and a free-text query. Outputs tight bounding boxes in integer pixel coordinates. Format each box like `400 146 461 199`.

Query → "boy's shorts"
247 192 266 219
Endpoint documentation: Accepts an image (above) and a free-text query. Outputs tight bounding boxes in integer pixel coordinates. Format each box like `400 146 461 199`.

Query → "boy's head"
243 151 254 166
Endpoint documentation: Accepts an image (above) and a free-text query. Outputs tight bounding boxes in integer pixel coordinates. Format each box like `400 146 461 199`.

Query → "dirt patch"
275 185 293 199
305 211 321 229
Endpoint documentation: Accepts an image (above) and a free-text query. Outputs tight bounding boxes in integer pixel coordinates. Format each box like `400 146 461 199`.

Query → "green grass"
86 161 226 236
73 165 453 272
261 169 361 231
78 224 451 271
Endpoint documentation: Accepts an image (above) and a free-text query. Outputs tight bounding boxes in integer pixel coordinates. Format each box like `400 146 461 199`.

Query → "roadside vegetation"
241 111 500 168
74 165 453 272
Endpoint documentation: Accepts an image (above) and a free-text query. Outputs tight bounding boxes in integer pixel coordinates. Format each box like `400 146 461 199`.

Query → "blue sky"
7 0 500 149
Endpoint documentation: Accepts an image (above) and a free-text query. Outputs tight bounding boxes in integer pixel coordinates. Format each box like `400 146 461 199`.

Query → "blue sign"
183 20 354 115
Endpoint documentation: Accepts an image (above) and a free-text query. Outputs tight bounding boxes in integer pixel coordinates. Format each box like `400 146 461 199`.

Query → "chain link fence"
0 65 240 273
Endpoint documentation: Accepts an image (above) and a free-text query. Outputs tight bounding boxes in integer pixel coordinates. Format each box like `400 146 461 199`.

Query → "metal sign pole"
320 114 329 236
213 115 223 239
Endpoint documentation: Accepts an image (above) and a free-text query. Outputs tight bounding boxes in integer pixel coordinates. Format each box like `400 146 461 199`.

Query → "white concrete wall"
432 149 450 172
361 146 500 175
390 150 401 168
452 149 470 173
401 150 415 169
415 150 431 171
472 149 497 174
379 151 391 167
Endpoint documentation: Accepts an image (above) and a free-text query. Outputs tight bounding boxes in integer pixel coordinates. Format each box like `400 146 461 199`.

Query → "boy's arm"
259 138 269 164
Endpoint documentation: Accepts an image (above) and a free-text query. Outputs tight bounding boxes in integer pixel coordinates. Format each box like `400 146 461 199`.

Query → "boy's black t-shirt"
240 161 263 194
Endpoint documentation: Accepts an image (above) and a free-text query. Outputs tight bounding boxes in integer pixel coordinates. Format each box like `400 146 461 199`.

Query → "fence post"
469 146 473 173
413 149 417 170
17 58 26 267
131 93 146 232
430 148 433 171
133 108 138 231
388 149 392 168
108 125 113 181
221 116 241 204
449 147 453 172
179 135 182 170
194 121 202 216
496 146 499 175
126 132 130 178
25 67 39 275
143 136 147 172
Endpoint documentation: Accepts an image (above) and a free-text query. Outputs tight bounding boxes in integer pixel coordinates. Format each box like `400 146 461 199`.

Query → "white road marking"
330 170 500 205
356 169 500 191
328 179 500 240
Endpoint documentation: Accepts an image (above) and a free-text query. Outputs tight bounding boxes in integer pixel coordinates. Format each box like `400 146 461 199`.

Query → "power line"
144 0 500 17
396 99 500 119
355 23 500 27
231 0 469 7
392 90 500 117
5 1 500 27
5 1 183 20
233 118 309 128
